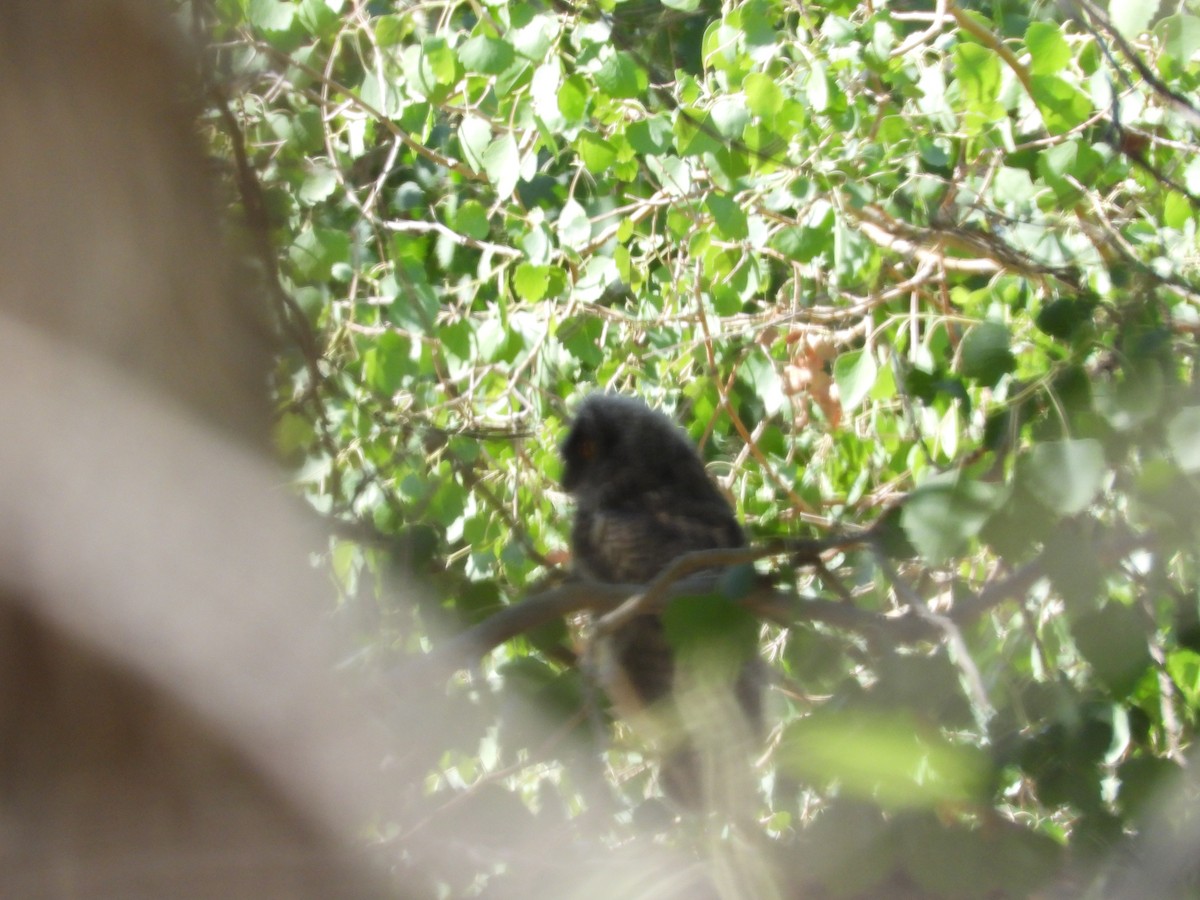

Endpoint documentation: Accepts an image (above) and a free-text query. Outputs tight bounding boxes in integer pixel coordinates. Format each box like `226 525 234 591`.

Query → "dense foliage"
195 0 1200 895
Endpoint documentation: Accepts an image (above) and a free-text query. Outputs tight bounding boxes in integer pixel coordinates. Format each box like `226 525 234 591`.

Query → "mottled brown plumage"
561 394 763 803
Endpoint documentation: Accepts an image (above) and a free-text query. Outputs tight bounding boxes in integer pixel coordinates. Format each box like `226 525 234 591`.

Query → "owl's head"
560 393 711 504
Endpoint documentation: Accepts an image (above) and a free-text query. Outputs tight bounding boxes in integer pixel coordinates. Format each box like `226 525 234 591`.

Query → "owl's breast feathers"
573 498 744 585
575 499 745 714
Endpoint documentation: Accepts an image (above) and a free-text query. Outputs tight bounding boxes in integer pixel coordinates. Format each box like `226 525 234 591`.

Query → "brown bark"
0 3 394 895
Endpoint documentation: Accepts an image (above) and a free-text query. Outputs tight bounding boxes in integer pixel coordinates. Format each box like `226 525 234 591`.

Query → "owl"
560 393 763 804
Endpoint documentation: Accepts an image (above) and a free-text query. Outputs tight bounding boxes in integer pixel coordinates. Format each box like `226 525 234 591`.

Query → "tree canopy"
196 0 1200 895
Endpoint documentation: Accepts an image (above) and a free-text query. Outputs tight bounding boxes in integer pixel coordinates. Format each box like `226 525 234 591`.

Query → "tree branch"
402 522 1158 686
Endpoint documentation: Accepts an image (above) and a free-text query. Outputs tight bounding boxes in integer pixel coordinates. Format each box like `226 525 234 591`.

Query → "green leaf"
770 208 833 262
557 74 588 121
288 227 349 281
1025 22 1071 75
424 37 460 85
1036 298 1095 341
360 71 405 117
1031 75 1093 134
1166 648 1200 708
1167 407 1200 473
1017 439 1106 516
901 473 1007 563
513 263 550 302
646 154 693 195
458 116 492 170
834 218 874 282
557 199 592 250
710 97 750 138
374 14 411 46
520 224 551 265
954 43 1001 112
559 315 604 366
298 166 338 204
744 72 784 118
530 61 562 123
982 484 1056 561
1038 141 1078 182
1110 0 1156 40
674 109 723 157
458 35 516 75
482 133 520 197
576 132 617 173
739 351 786 416
627 117 673 155
806 62 830 113
833 349 878 413
1164 191 1192 229
298 0 339 36
454 200 490 240
1072 604 1153 698
706 193 749 241
363 331 412 395
573 256 619 302
511 14 555 60
440 319 472 362
959 321 1015 386
247 0 294 31
1157 15 1200 65
994 166 1036 204
400 38 458 102
595 50 647 99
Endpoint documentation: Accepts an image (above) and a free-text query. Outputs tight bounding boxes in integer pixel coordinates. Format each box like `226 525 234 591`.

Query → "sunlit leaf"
1031 74 1093 134
458 35 515 75
557 199 592 249
576 132 617 173
833 348 877 413
1110 0 1155 39
482 133 520 196
1157 14 1200 65
1026 22 1071 75
744 72 783 118
458 116 491 170
513 263 550 301
954 43 1001 113
595 50 647 99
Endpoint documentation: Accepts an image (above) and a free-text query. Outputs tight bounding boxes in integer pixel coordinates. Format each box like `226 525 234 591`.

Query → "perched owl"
561 393 763 804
